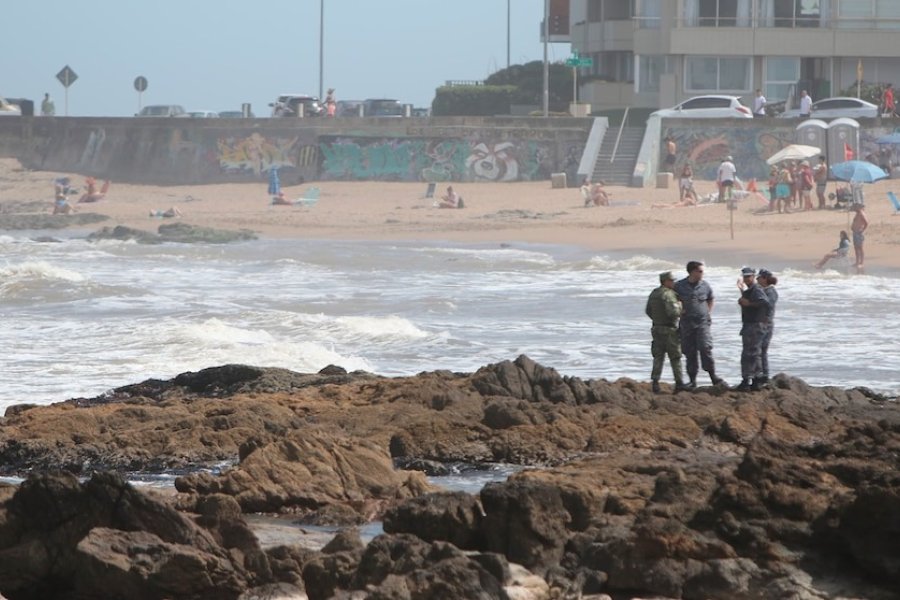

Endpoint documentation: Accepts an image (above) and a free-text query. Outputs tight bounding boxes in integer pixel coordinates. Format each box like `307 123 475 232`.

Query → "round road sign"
134 76 148 92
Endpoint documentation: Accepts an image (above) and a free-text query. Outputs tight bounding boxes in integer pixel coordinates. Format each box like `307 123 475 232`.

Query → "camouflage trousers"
740 322 768 379
651 325 684 384
760 323 774 377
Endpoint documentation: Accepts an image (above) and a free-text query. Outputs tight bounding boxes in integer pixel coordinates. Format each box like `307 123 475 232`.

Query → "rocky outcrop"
174 431 434 520
86 222 257 244
0 472 257 600
1 357 898 599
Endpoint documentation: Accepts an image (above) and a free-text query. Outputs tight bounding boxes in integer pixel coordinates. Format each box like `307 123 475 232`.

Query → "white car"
778 96 878 119
0 96 21 117
651 95 753 119
188 110 218 118
136 105 188 117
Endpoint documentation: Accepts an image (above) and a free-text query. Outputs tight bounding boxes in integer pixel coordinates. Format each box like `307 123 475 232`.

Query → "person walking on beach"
813 155 828 209
645 271 689 394
882 83 895 117
717 156 736 203
674 261 727 390
664 136 677 171
735 267 771 392
851 204 869 273
755 269 778 387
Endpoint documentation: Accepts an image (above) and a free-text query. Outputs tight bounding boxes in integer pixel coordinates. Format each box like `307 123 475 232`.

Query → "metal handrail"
610 106 630 163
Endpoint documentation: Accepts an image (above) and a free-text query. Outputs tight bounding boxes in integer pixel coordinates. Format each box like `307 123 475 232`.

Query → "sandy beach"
4 158 900 273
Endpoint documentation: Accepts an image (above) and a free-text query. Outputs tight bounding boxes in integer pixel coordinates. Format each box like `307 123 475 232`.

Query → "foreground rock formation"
0 357 898 599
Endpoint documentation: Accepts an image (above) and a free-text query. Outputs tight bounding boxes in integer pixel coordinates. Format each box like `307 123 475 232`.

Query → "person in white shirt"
799 90 812 119
753 89 766 118
717 156 737 202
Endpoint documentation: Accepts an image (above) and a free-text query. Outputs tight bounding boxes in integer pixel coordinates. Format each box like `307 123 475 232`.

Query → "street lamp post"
507 0 511 69
542 0 549 117
319 0 324 100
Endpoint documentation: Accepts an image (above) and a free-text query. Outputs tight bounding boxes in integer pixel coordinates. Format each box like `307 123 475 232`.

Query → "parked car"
335 100 363 117
777 96 878 119
0 96 22 117
136 105 188 117
270 94 325 117
651 95 753 119
188 110 219 118
218 110 254 118
363 98 404 117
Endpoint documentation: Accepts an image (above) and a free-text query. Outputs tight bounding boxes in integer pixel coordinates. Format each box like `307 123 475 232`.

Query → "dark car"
270 94 325 118
363 98 404 117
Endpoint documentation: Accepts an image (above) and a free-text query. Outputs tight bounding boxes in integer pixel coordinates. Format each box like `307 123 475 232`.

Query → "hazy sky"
1 0 563 117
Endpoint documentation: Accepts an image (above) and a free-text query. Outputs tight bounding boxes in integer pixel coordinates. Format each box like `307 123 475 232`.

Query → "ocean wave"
586 254 681 271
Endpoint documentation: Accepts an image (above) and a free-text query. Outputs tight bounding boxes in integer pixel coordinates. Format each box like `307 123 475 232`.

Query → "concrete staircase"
591 126 645 186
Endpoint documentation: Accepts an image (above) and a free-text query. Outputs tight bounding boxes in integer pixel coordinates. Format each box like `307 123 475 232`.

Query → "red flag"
844 143 855 161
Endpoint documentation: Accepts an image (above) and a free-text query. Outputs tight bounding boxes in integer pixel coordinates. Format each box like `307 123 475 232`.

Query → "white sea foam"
1 236 897 414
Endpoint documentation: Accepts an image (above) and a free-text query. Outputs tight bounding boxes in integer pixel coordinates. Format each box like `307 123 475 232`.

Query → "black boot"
674 381 692 393
750 377 769 391
710 374 728 388
652 381 661 394
735 379 752 392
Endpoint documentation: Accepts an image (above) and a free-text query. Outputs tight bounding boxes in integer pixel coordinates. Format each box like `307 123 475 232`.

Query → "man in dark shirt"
736 266 771 391
673 261 727 390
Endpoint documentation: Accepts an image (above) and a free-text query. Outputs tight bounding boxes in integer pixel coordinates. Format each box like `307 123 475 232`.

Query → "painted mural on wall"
662 123 898 185
318 137 562 182
217 132 304 175
662 125 794 183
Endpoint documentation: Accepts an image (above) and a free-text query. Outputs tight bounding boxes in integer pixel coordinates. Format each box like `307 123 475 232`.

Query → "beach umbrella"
267 167 281 196
765 144 821 165
830 160 888 183
876 132 900 144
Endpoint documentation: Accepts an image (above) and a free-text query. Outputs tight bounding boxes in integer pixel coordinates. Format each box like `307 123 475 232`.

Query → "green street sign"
565 57 593 67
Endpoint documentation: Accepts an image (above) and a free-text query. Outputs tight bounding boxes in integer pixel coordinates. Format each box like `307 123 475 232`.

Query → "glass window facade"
686 56 751 92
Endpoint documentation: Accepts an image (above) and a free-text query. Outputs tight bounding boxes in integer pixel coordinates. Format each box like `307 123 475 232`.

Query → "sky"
1 0 565 117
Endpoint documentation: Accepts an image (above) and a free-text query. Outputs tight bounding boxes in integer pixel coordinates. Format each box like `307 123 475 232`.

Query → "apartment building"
567 0 900 112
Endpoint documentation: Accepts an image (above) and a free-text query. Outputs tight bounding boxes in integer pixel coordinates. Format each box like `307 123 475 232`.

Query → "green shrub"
431 85 516 117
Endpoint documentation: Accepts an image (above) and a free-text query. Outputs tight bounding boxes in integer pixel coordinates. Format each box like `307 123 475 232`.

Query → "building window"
685 56 751 92
638 55 671 92
587 0 635 22
837 0 900 29
596 51 635 83
684 0 751 26
637 0 661 28
764 57 800 102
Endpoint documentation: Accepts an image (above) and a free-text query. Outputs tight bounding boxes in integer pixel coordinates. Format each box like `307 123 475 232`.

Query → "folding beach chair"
294 187 320 207
888 191 900 215
423 182 436 199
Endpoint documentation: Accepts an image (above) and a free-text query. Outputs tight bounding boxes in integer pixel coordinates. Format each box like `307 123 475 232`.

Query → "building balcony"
572 19 635 53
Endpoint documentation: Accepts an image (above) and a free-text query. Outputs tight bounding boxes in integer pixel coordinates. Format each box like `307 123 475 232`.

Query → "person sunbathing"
271 192 293 206
52 193 76 215
149 207 183 218
588 182 610 206
814 230 851 269
78 177 110 203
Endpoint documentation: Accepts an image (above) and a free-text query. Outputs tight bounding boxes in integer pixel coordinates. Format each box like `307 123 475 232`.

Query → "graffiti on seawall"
319 137 557 181
217 133 304 175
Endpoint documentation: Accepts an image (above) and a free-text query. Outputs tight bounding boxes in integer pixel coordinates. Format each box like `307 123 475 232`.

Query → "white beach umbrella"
765 144 821 165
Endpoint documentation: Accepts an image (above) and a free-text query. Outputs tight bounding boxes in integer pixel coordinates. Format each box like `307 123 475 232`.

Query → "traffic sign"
134 76 148 92
565 57 593 68
56 65 78 88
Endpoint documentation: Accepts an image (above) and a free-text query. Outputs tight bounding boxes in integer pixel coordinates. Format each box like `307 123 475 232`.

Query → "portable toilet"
827 118 860 163
795 119 828 159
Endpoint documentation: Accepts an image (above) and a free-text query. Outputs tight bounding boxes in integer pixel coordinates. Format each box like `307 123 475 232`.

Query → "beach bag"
457 197 465 208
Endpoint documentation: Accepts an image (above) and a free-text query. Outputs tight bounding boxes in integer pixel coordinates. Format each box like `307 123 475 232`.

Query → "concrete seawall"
0 117 592 186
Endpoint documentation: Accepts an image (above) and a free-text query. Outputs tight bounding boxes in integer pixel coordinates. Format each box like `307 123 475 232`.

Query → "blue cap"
741 266 756 276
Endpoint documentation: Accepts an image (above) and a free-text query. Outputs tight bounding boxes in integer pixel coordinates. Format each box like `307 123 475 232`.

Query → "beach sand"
4 158 900 272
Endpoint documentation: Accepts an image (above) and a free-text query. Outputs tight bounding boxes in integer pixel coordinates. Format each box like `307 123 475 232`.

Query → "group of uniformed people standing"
645 261 778 393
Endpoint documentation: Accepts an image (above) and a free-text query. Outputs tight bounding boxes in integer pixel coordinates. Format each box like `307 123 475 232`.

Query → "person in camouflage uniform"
645 271 689 394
